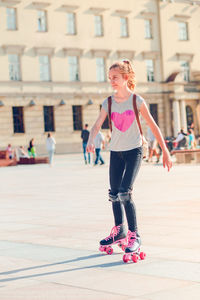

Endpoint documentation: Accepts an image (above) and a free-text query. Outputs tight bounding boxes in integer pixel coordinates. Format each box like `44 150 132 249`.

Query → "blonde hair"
109 60 136 91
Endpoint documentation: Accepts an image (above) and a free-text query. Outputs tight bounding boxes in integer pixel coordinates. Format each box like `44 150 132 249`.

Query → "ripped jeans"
109 147 143 232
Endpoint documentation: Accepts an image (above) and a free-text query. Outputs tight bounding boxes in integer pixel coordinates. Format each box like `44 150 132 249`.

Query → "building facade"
0 0 200 154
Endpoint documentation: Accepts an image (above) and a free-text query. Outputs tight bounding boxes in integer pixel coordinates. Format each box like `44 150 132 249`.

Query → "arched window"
186 105 193 127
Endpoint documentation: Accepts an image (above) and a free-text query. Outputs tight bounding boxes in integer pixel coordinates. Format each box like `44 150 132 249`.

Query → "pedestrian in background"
81 124 90 165
94 131 105 166
46 133 56 166
6 144 13 159
188 129 195 149
28 138 36 157
146 126 160 163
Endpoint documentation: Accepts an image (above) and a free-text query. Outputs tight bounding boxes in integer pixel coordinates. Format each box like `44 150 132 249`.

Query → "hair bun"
123 60 130 64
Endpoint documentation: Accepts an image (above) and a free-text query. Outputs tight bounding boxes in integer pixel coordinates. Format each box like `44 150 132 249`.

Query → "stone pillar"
180 100 187 131
163 94 171 137
196 103 200 134
173 100 181 137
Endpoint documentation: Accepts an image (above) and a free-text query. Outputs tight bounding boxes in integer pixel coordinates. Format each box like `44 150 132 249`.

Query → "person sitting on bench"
174 129 187 150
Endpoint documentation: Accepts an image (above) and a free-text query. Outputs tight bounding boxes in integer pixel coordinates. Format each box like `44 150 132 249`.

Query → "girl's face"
108 68 128 91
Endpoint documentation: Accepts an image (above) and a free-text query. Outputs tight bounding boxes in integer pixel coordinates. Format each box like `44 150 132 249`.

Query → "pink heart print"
111 110 135 132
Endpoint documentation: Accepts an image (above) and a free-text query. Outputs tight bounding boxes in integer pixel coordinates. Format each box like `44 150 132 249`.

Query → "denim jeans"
109 147 143 231
83 142 90 163
94 148 104 165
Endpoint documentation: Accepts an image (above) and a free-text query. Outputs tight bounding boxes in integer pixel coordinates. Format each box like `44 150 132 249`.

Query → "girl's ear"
123 74 129 81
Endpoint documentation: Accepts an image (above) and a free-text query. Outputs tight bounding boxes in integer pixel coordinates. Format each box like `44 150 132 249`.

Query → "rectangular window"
67 12 76 35
72 105 82 131
146 59 155 82
6 7 16 30
43 106 55 132
37 10 47 32
94 15 103 36
12 106 24 133
181 61 190 81
144 19 152 39
39 55 51 81
8 54 21 81
100 105 109 129
149 104 158 125
178 22 188 40
68 56 79 81
96 57 106 82
120 17 128 37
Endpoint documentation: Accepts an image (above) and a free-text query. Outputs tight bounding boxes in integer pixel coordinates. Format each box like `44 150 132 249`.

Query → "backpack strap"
133 94 143 137
108 96 112 132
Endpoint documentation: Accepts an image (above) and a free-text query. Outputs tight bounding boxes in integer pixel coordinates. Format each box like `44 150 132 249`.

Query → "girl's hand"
163 150 172 172
86 143 95 153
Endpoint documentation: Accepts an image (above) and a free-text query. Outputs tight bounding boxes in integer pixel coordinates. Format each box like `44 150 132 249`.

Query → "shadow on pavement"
0 253 125 282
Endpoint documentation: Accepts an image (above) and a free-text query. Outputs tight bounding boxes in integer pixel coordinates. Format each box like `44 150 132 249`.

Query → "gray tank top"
102 93 145 151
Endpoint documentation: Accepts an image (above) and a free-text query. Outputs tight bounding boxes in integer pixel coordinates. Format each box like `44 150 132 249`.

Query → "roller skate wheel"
123 254 130 263
106 247 113 255
121 244 126 252
99 246 104 252
140 252 146 260
132 253 139 263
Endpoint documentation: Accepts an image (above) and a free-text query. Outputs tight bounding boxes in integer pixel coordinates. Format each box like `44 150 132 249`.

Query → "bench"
171 149 200 164
18 157 49 165
0 150 17 167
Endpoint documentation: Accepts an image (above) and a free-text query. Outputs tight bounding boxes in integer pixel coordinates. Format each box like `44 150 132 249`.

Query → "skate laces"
127 230 137 247
105 225 120 242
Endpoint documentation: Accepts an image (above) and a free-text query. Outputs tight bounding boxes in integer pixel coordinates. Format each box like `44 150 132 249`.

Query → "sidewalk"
0 153 199 300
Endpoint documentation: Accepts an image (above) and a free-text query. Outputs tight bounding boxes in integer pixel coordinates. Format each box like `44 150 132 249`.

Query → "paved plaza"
0 153 200 300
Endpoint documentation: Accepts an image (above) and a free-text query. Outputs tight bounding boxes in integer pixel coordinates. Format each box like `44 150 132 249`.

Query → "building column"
196 103 200 134
164 94 171 137
180 100 187 131
173 100 181 137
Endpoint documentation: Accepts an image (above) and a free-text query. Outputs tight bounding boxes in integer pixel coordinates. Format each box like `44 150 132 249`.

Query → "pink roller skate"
99 224 127 255
123 230 146 263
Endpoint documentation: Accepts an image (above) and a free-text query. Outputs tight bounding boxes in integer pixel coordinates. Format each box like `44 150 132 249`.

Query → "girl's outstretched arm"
87 108 107 153
140 102 172 171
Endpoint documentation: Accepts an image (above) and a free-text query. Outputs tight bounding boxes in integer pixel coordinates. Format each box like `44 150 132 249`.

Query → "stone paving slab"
140 283 200 300
0 280 133 300
0 153 200 299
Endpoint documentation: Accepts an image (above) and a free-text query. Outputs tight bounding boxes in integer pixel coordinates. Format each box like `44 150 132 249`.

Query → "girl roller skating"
87 60 172 263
